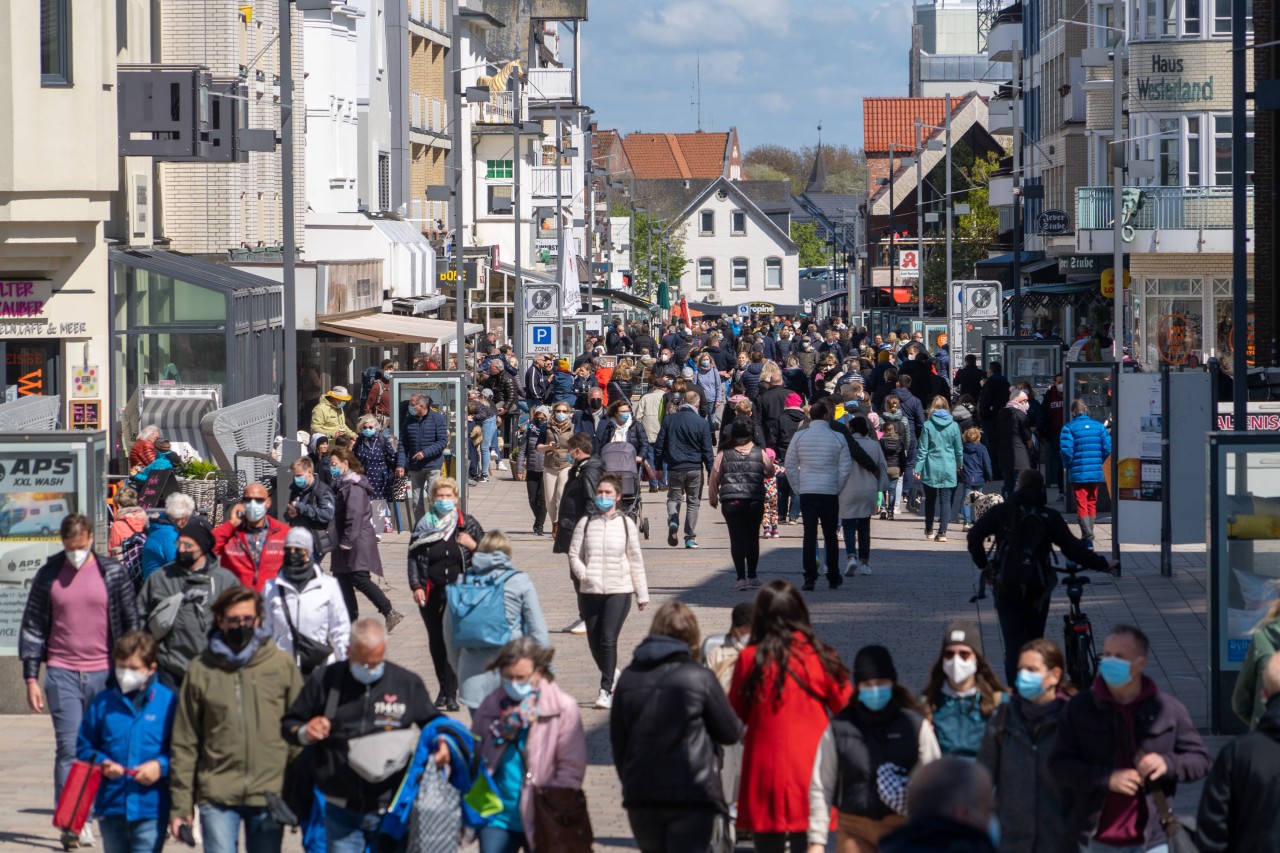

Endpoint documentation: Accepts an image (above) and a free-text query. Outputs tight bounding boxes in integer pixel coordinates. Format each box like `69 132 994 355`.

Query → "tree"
790 221 831 268
921 146 1004 311
626 209 688 300
744 142 867 196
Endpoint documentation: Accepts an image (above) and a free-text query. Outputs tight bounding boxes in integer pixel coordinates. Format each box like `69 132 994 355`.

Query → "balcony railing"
408 0 449 33
1077 185 1254 231
526 67 574 101
472 91 517 125
529 166 559 198
410 92 446 133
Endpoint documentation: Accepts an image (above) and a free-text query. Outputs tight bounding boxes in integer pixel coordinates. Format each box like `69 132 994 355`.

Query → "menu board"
70 400 101 430
136 469 177 510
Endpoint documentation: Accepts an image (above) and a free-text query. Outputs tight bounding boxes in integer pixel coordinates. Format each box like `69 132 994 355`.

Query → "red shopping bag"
53 761 101 834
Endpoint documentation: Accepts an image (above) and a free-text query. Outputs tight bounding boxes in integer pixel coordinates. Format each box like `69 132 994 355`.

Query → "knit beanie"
941 620 984 657
285 527 315 551
178 517 215 557
853 645 898 684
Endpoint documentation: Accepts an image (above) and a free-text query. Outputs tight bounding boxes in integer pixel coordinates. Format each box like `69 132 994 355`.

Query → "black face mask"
175 551 199 568
285 550 309 568
224 624 255 651
589 399 603 411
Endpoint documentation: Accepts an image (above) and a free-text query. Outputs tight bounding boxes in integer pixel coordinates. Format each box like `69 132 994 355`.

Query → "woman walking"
921 621 1005 758
709 419 775 591
568 473 649 710
612 602 743 852
408 476 484 711
597 398 650 464
536 401 576 538
353 414 397 534
839 415 887 577
977 638 1076 853
915 395 964 542
730 580 851 852
450 531 549 712
998 389 1035 498
328 448 402 629
470 638 587 853
517 406 549 536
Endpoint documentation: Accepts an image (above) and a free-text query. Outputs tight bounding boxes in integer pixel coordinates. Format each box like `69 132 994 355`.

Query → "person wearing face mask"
327 448 402 632
470 638 588 853
572 386 609 436
1049 626 1210 853
814 645 940 853
536 402 577 536
595 398 650 463
633 375 669 492
361 359 397 428
21 514 140 846
921 622 1007 759
285 457 337 560
447 531 549 711
611 602 743 852
213 482 291 592
353 414 397 533
695 352 726 424
169 587 303 853
310 385 354 439
516 405 550 534
75 631 176 853
136 519 239 690
282 617 448 853
878 758 999 853
976 638 1076 853
262 528 351 677
395 392 449 526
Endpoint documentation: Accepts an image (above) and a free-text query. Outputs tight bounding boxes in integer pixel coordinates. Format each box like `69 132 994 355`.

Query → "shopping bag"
53 761 101 834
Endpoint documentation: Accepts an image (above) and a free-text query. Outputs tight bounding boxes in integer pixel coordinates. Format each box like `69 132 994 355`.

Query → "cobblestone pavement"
0 475 1225 850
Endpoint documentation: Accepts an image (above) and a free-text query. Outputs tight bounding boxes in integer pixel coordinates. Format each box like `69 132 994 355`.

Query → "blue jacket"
140 515 179 579
548 370 577 405
76 678 177 821
962 441 993 489
654 406 714 473
931 692 994 759
378 717 481 840
1059 415 1111 484
397 408 449 471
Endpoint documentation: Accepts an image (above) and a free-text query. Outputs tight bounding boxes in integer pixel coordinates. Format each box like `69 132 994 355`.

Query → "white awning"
319 313 483 345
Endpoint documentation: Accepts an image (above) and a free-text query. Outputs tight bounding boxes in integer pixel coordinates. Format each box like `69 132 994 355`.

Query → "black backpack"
359 365 382 407
993 503 1055 599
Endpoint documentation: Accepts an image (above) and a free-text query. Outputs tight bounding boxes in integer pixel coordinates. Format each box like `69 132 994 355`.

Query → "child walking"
961 426 993 530
762 448 781 539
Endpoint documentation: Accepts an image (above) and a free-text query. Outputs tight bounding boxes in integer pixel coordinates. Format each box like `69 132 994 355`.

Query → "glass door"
390 372 470 510
1 340 59 402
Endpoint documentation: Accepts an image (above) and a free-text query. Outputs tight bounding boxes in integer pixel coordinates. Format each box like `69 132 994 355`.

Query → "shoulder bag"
514 741 594 853
1114 709 1198 853
325 685 420 784
280 587 334 675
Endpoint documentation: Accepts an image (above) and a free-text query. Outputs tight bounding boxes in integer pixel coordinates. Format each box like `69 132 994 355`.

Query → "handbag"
389 474 412 502
324 687 419 783
281 588 334 675
53 760 101 834
408 767 463 853
530 786 594 853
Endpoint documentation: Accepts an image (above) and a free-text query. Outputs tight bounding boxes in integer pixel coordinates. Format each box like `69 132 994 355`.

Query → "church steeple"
806 123 827 194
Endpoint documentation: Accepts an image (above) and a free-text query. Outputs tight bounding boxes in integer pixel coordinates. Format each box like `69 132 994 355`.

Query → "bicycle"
1057 560 1120 688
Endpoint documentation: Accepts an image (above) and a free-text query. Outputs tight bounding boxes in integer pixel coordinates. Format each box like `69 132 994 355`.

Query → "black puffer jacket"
829 699 929 819
20 552 140 680
408 512 485 588
1195 695 1280 852
610 635 743 812
554 456 605 553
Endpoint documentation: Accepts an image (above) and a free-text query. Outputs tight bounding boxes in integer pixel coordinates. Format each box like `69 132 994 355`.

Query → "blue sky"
581 0 912 155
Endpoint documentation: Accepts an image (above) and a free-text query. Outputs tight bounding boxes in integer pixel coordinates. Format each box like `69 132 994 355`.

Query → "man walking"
215 482 290 592
966 470 1114 683
654 390 714 549
784 399 852 591
21 514 140 848
633 374 669 491
1050 625 1211 853
396 393 448 524
977 361 1011 478
285 457 336 559
1060 399 1112 549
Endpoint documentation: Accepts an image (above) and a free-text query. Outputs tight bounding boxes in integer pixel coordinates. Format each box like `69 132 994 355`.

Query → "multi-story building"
402 0 452 240
910 0 1012 98
1256 0 1279 366
303 1 363 214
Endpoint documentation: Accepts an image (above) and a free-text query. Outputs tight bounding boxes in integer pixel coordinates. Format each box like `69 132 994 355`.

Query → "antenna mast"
695 54 703 131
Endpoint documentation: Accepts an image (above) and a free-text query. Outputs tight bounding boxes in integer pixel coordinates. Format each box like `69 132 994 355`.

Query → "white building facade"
302 1 363 214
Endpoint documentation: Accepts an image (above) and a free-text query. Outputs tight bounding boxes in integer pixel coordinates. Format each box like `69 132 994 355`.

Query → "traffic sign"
964 283 1000 320
737 304 750 317
524 285 559 321
525 323 556 354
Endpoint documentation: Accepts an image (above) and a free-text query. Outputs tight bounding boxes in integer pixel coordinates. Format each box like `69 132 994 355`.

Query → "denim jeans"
479 825 529 853
97 816 164 853
778 472 800 520
666 469 703 541
198 803 282 853
325 802 383 853
923 485 955 536
481 416 499 476
841 516 871 562
46 666 110 803
800 493 841 583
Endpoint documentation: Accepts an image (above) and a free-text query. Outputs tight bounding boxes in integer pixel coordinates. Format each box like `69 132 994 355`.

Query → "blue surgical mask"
383 370 393 380
361 428 377 438
336 400 347 409
350 662 385 684
594 495 616 511
620 412 631 423
554 412 569 423
330 465 342 479
293 475 308 489
857 684 892 711
1099 656 1133 688
434 499 455 515
503 678 536 702
1016 669 1046 700
243 500 266 522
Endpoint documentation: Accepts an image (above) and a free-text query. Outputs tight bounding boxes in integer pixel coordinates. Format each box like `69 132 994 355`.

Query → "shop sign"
1100 267 1131 299
0 320 89 337
744 301 776 315
1135 55 1214 103
1037 209 1070 235
0 280 53 318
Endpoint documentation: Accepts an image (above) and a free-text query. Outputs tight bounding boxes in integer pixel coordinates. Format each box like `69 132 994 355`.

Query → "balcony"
410 92 447 132
988 98 1014 134
471 91 522 128
526 67 574 102
528 166 560 198
987 16 1022 63
1076 185 1253 254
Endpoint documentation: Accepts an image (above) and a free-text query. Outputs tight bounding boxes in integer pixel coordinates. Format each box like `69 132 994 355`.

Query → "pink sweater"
46 556 111 672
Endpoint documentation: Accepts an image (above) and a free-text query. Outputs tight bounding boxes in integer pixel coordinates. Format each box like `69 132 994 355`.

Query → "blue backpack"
447 570 516 650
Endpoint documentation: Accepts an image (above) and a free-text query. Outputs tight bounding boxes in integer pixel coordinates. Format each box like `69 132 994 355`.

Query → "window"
731 210 746 235
486 159 513 179
699 210 714 235
731 258 748 290
1187 117 1200 185
697 258 714 290
1132 0 1222 37
377 152 390 211
1157 118 1180 186
1214 115 1254 185
488 185 513 215
40 0 70 85
1186 0 1200 33
1212 0 1251 33
765 258 782 290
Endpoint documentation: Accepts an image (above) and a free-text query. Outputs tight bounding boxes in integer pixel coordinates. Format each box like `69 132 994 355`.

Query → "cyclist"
966 470 1116 684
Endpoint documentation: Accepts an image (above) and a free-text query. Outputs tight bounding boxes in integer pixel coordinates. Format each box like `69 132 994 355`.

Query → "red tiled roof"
621 131 730 180
863 98 948 154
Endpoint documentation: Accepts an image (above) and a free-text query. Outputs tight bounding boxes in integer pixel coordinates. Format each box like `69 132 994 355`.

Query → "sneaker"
736 578 749 591
924 531 934 540
887 511 895 521
649 484 660 493
845 557 858 577
801 579 816 592
570 620 588 635
668 522 679 547
878 508 888 520
594 689 613 710
561 617 586 634
857 561 873 576
497 459 509 471
375 534 383 543
685 539 699 549
79 826 94 848
60 830 80 851
747 576 761 589
384 610 404 633
934 533 948 543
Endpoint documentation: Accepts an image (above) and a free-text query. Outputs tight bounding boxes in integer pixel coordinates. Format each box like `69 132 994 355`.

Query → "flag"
560 234 582 315
675 297 692 331
657 278 670 310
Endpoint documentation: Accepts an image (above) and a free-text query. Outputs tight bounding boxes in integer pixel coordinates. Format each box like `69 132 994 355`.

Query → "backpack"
359 365 382 408
119 531 148 592
447 570 517 650
992 502 1055 599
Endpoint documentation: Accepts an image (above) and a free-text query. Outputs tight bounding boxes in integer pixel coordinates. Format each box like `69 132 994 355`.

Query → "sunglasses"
242 497 266 505
222 616 256 628
943 649 974 661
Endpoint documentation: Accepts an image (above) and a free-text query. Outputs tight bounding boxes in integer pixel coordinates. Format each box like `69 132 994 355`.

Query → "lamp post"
279 0 297 436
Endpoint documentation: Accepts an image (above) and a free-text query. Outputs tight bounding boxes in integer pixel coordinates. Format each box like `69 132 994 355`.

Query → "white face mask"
943 655 978 685
67 548 91 569
115 667 149 694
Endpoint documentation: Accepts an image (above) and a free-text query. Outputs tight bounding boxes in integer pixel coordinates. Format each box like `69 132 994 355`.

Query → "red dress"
730 632 851 834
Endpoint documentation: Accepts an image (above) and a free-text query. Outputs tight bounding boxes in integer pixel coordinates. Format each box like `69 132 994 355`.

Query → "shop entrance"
1 340 59 401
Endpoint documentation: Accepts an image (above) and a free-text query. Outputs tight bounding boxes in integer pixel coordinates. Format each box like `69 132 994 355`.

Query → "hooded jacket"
1195 695 1280 852
784 419 853 495
611 635 743 812
880 408 915 460
331 473 384 577
838 433 889 518
917 410 964 489
76 677 177 821
287 476 337 555
310 397 349 439
140 514 180 579
890 388 926 438
262 566 351 669
169 632 303 817
1232 616 1280 727
998 404 1034 472
136 557 241 679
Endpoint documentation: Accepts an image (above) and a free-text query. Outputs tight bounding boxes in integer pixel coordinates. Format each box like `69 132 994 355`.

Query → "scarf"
1006 392 1029 413
280 560 316 589
208 625 271 669
410 509 459 551
489 692 540 744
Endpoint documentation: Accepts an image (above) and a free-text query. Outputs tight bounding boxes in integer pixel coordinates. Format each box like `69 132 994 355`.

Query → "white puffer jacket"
568 512 649 603
784 420 853 495
263 568 352 667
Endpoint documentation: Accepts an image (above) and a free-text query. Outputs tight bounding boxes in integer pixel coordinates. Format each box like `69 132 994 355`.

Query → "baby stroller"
599 442 649 539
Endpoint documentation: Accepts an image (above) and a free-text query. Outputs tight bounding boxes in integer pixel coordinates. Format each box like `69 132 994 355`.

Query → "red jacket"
730 633 851 833
213 516 290 591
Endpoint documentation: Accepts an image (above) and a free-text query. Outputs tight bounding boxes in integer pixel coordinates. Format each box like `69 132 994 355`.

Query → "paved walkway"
0 476 1223 850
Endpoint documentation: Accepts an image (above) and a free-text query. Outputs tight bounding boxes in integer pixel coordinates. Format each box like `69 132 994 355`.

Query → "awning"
1021 259 1059 275
975 251 1044 268
1024 281 1098 296
875 286 915 304
319 313 484 345
814 288 848 305
391 294 447 315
